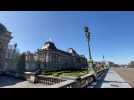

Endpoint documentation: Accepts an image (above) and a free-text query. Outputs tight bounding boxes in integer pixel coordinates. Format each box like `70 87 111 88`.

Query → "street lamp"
84 26 93 72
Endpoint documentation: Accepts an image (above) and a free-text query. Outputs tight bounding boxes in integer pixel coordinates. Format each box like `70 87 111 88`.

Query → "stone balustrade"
25 68 109 88
55 68 109 88
34 75 66 85
96 68 108 77
25 73 95 88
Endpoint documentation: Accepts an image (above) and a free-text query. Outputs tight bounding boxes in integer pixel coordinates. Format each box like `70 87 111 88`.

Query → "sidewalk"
101 68 131 88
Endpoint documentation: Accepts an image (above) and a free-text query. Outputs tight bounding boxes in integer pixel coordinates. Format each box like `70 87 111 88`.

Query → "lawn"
41 69 93 77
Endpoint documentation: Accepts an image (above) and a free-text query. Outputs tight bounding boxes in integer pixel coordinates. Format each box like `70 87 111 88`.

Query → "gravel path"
0 76 50 88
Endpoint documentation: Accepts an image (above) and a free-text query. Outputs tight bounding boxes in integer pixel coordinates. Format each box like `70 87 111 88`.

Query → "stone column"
46 52 49 63
0 45 4 71
55 54 57 64
0 41 7 72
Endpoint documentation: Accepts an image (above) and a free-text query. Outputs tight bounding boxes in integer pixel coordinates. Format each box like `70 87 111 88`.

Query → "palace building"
25 41 88 71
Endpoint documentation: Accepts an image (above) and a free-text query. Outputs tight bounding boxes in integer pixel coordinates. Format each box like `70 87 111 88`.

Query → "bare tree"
7 44 20 70
128 61 134 68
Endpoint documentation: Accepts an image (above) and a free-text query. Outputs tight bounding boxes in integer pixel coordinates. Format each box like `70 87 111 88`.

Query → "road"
113 67 134 87
0 76 50 88
88 68 131 88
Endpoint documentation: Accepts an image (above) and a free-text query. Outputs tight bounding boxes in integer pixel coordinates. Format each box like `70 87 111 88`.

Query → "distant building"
0 23 12 73
25 41 88 71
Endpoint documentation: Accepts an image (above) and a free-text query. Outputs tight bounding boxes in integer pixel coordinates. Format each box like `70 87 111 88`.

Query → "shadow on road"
102 80 128 84
94 70 109 88
0 75 24 87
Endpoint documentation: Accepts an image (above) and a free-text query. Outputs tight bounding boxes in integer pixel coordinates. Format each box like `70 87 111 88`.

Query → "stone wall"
0 24 12 72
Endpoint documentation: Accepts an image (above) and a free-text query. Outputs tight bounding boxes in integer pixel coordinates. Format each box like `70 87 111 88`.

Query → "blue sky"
0 11 134 64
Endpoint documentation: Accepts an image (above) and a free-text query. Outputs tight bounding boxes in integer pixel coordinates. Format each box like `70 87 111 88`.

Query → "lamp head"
84 26 89 33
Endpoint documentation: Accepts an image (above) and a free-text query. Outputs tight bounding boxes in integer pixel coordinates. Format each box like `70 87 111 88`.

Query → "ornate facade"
0 23 12 72
26 41 88 71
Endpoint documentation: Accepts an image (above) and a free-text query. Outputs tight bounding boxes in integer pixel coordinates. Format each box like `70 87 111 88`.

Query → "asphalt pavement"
88 68 131 88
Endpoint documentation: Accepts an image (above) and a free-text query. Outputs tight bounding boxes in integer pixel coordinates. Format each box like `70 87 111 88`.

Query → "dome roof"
0 23 7 33
42 41 56 50
67 48 77 55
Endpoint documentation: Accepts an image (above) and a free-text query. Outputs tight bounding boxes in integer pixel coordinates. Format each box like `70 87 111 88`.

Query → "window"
0 42 3 49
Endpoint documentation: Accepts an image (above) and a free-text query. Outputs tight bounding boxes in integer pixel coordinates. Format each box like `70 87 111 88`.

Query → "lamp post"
84 26 93 72
102 55 106 69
